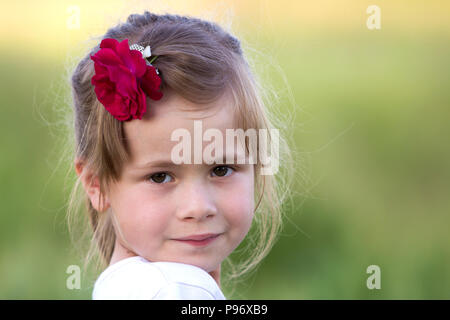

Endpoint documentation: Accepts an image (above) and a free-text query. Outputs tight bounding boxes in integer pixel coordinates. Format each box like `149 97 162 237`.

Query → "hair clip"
129 44 160 74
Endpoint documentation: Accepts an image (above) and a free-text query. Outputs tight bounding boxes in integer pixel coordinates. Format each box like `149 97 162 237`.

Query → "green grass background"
0 1 449 299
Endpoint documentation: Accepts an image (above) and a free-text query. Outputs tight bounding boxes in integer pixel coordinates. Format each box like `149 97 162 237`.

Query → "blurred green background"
1 0 449 299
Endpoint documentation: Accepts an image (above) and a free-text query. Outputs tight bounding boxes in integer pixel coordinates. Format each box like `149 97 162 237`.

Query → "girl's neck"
208 265 221 288
109 239 137 266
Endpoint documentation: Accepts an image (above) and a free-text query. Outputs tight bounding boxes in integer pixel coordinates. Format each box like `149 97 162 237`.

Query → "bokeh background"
1 0 449 299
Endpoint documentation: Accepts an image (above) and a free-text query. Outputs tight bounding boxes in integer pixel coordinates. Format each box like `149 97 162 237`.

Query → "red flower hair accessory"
90 38 163 121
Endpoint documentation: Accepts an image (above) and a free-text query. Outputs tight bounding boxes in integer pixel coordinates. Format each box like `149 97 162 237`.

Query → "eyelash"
145 165 236 184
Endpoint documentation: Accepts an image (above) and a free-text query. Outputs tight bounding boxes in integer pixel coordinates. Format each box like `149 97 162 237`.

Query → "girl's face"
107 92 255 273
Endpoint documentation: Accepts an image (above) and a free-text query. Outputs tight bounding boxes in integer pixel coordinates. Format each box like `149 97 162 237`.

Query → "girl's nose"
175 181 217 221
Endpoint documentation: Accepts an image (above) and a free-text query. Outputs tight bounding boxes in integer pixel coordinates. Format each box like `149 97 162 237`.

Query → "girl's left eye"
147 172 173 184
211 166 234 177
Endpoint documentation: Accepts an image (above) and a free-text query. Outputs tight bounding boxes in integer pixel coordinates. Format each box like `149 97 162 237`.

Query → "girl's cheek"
137 200 172 229
224 178 255 228
117 195 170 240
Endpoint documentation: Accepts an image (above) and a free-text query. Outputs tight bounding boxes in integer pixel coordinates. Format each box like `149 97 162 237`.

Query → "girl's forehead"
145 90 234 119
123 93 238 163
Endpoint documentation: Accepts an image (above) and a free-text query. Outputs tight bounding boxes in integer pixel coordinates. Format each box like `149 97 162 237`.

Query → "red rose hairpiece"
90 38 163 121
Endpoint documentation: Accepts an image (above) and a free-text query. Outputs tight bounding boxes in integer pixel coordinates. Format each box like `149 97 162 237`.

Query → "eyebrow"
133 159 176 170
133 152 248 169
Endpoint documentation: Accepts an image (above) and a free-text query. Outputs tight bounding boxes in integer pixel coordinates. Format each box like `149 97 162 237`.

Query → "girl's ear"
74 158 110 212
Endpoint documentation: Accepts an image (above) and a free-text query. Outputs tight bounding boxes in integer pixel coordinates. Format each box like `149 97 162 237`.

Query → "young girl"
68 11 293 299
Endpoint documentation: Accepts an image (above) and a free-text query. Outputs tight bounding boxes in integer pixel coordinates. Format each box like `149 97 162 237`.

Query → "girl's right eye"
147 172 173 184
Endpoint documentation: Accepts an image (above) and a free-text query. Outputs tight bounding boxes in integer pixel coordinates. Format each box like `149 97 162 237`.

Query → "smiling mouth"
172 233 222 247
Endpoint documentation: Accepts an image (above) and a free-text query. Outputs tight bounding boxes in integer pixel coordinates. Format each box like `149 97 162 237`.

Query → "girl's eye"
211 166 234 177
148 172 173 184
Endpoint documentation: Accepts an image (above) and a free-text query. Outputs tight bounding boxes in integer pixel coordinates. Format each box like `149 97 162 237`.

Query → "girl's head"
69 11 292 280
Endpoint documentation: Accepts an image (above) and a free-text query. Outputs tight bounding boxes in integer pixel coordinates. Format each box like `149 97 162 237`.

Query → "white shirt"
92 256 226 300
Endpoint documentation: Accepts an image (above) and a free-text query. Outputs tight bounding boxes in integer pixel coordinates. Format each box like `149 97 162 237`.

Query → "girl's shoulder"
92 256 225 300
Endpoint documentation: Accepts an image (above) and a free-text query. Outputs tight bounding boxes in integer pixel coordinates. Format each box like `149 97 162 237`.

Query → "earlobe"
74 158 83 177
74 158 110 212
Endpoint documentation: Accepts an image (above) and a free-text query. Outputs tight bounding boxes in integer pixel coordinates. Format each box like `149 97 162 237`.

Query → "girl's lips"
173 233 221 247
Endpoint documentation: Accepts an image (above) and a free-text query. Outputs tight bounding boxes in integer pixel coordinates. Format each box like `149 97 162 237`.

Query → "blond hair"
67 11 295 286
